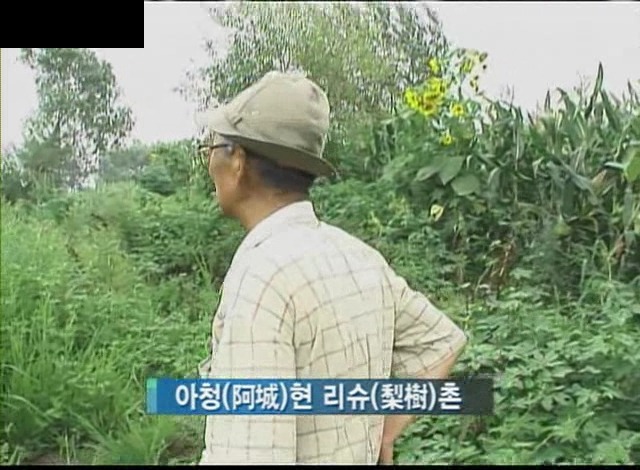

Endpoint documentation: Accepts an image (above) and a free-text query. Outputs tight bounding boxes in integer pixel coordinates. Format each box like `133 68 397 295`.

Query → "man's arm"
201 260 297 465
381 345 464 448
381 269 468 457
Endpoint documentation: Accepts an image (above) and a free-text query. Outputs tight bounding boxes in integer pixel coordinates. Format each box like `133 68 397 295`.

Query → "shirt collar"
234 200 319 259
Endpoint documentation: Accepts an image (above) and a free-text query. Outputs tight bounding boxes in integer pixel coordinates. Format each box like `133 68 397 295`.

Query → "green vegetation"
2 6 639 465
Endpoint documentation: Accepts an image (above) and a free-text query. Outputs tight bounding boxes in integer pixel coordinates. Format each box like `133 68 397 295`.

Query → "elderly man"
195 71 467 465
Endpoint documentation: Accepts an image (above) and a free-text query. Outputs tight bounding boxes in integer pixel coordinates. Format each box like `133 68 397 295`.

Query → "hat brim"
194 107 336 178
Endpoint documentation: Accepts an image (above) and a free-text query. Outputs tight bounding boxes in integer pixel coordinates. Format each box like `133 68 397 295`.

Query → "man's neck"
235 194 307 232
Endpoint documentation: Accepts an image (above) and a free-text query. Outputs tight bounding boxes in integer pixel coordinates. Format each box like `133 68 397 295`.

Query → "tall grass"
1 199 212 464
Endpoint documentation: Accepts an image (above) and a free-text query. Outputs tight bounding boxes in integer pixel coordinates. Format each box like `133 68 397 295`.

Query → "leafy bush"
395 279 640 465
373 63 640 298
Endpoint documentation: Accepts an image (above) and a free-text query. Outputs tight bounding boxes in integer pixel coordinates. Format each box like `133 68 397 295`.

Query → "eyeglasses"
197 142 234 168
198 143 234 155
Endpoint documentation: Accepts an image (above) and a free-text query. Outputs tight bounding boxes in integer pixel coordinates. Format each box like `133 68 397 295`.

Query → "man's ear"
230 145 248 180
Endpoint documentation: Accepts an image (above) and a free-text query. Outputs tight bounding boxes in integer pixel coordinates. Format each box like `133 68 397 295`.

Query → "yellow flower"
404 89 419 109
440 132 454 146
404 83 447 117
420 88 444 115
451 103 465 118
420 87 438 101
430 204 445 222
426 77 447 96
428 57 440 74
421 91 440 106
419 100 439 117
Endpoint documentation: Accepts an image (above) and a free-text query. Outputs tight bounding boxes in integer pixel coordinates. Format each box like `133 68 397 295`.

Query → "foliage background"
2 4 639 465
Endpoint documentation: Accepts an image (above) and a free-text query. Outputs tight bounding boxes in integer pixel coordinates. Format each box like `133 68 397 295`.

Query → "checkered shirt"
198 201 467 464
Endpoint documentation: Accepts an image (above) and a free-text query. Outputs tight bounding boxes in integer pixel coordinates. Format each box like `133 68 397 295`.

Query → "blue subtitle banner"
146 378 493 415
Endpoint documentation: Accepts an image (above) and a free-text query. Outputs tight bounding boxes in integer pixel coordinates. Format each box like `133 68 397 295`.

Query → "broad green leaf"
415 154 447 181
623 147 640 183
438 156 465 185
451 172 480 196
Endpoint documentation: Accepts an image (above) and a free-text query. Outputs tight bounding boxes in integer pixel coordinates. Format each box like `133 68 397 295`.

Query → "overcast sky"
2 2 639 151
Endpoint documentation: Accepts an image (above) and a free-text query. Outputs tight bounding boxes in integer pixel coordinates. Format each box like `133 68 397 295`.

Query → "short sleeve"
388 270 468 378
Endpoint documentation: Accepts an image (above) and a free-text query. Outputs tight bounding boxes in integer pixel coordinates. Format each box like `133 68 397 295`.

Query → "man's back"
200 201 467 464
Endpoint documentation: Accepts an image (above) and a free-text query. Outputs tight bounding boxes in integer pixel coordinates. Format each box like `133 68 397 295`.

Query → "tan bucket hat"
195 71 335 178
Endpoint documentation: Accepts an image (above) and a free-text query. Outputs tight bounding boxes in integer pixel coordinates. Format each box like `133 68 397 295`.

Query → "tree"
98 141 152 184
180 3 450 175
20 48 134 187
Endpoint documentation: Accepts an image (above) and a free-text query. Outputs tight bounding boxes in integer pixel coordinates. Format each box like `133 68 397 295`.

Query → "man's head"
203 132 317 217
196 72 334 224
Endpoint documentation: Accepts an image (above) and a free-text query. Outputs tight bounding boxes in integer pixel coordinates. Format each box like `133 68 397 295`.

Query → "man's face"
207 134 240 216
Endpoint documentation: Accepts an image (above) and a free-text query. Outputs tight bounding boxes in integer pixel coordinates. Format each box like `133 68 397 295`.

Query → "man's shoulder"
255 219 390 271
320 221 387 258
